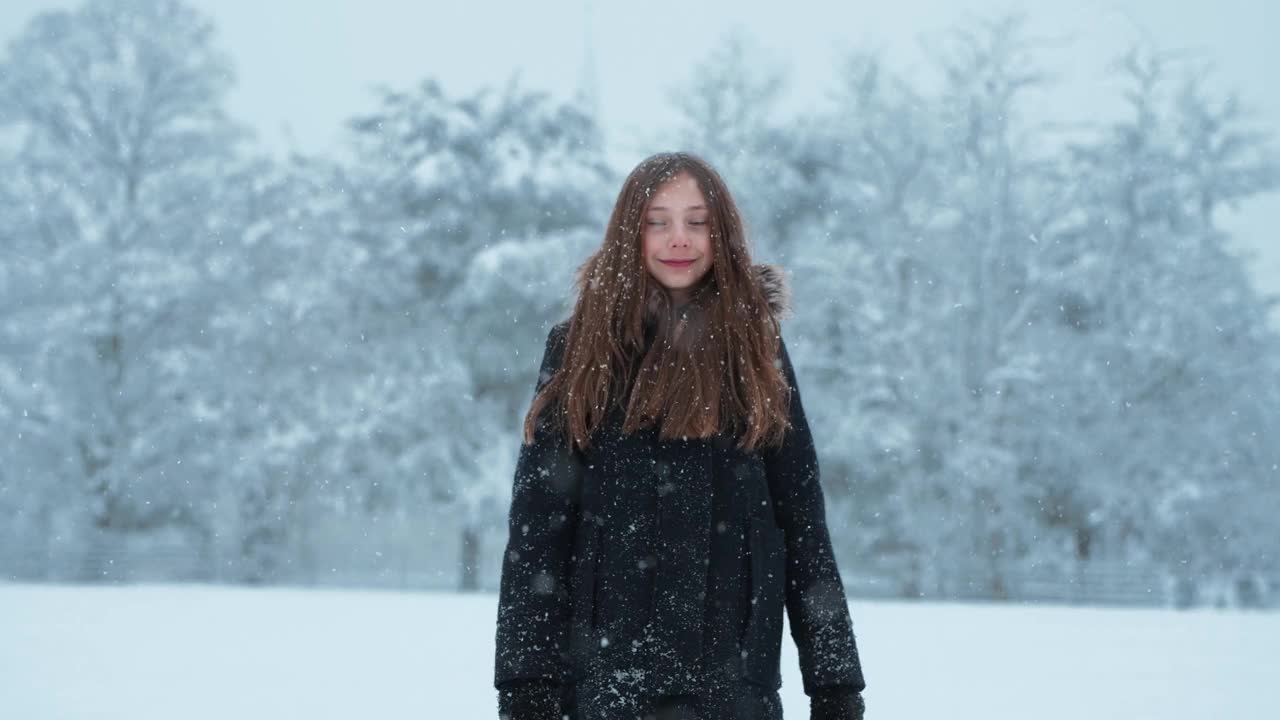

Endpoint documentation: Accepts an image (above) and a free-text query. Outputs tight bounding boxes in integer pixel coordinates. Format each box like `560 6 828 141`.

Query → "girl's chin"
658 279 699 293
656 268 706 283
649 265 711 293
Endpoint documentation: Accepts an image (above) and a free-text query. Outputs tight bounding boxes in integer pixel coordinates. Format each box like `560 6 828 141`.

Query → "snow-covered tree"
667 31 837 258
776 14 1280 603
0 0 250 579
1057 47 1280 599
342 77 612 589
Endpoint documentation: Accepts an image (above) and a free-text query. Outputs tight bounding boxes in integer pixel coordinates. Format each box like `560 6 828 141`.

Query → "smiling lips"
660 258 696 267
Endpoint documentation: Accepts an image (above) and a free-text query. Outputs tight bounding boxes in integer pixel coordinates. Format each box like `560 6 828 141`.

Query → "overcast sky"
3 0 1277 307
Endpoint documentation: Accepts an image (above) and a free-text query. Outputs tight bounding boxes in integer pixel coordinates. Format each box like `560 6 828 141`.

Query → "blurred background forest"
1 0 1278 609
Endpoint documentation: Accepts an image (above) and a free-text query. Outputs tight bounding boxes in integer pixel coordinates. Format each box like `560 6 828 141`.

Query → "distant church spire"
576 0 603 147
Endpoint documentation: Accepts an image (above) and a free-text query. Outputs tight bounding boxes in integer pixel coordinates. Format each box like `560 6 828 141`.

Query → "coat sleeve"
493 321 583 690
761 334 867 697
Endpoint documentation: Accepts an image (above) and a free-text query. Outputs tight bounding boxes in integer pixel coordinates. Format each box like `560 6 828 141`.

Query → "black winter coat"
494 267 867 720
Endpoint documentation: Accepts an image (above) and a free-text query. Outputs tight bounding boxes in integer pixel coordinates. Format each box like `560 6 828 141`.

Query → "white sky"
3 0 1277 308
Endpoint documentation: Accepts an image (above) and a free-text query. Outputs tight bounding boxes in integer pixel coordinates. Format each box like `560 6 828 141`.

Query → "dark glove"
810 685 865 720
497 678 560 720
649 693 700 720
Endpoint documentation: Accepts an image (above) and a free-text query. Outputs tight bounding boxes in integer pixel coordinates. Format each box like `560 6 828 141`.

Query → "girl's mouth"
660 259 695 267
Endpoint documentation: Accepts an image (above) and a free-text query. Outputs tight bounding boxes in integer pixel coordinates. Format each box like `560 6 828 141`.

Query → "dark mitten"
648 693 701 720
810 685 865 720
497 678 561 720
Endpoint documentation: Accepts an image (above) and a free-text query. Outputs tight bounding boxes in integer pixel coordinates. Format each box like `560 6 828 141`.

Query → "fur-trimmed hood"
644 262 793 324
751 262 793 321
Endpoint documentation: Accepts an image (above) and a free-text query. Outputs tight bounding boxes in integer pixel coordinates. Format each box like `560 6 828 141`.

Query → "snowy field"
1 583 1276 720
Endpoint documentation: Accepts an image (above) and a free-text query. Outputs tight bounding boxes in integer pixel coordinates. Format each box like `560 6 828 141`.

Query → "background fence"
3 505 1275 610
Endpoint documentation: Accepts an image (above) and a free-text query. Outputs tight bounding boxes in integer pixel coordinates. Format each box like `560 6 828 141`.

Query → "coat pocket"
741 513 786 691
570 520 603 679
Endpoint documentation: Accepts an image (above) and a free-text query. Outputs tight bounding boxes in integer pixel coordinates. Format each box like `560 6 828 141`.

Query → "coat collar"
643 262 793 326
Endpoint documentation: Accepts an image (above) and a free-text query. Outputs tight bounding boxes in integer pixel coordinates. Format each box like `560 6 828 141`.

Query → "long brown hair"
522 151 791 453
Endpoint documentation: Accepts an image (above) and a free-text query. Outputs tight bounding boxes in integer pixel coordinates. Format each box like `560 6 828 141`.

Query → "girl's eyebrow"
648 204 707 211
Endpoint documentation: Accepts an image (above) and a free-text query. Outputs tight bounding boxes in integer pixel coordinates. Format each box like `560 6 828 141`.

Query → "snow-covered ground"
0 583 1275 719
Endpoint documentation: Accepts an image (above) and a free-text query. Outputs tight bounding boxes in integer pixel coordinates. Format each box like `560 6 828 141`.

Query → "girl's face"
641 172 713 305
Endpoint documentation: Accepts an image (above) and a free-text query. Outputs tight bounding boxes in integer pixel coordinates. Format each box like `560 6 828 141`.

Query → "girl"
493 152 867 720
